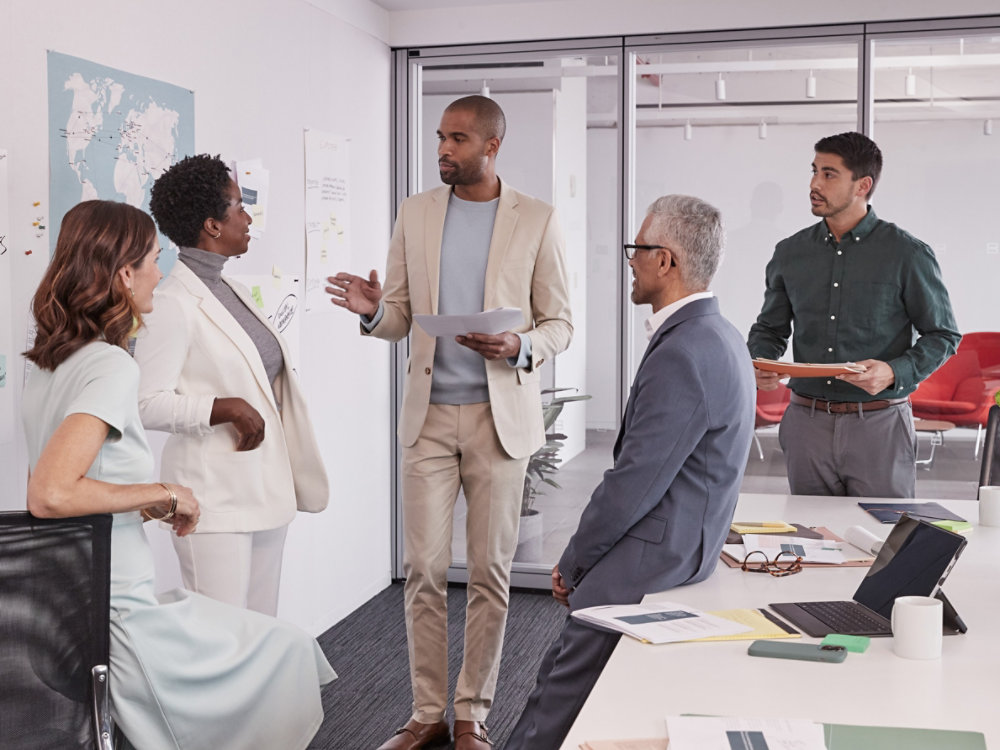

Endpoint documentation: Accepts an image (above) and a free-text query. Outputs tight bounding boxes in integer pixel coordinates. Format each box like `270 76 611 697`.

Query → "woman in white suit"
135 154 328 616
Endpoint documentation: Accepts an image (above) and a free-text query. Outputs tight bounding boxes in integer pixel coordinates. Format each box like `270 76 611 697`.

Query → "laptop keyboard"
797 601 890 634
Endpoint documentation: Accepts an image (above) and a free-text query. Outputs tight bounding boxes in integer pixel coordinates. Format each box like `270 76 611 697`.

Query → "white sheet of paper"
666 716 826 750
667 716 826 750
742 534 847 564
413 307 523 337
572 601 752 644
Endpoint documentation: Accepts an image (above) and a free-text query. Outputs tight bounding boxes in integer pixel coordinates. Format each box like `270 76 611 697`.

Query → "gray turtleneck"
178 246 284 388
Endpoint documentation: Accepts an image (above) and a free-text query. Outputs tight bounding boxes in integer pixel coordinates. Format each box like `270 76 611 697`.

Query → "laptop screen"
854 514 966 620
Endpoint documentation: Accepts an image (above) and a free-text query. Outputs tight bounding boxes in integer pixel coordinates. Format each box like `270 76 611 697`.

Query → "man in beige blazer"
327 95 572 750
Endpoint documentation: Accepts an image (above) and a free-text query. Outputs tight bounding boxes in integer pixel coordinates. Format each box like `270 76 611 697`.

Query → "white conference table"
560 493 998 749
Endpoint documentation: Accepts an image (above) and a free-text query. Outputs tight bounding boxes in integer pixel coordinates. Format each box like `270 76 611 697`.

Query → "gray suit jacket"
559 297 755 609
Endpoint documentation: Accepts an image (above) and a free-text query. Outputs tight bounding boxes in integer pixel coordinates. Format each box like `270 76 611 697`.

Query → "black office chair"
978 404 1000 490
0 512 117 750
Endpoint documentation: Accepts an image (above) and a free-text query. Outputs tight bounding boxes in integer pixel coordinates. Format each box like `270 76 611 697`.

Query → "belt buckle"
825 400 835 415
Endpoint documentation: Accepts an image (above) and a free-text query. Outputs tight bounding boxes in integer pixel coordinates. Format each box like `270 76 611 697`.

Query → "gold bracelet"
146 483 178 521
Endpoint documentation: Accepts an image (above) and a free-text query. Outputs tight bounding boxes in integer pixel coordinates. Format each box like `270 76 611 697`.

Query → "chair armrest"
92 665 115 750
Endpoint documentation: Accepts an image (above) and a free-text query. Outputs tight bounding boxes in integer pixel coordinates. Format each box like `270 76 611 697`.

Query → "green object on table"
821 633 870 653
933 520 973 535
824 723 986 749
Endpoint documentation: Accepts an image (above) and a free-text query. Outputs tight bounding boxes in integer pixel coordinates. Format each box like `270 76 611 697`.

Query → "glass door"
393 42 624 587
868 25 1000 336
625 35 863 380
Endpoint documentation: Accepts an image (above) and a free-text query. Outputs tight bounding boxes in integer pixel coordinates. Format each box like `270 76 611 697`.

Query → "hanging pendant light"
715 73 726 101
806 70 817 99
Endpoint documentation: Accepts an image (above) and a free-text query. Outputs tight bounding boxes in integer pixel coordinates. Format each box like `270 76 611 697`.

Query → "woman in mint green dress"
22 200 336 750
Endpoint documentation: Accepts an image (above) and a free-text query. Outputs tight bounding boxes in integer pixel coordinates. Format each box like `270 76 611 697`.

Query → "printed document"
571 601 751 644
739 534 848 564
666 716 826 750
414 307 523 337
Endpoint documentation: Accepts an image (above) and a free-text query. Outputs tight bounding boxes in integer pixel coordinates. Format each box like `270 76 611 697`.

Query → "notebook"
769 515 967 638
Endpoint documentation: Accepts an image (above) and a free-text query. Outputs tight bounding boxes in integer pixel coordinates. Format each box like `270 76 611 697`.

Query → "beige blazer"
368 180 573 459
134 262 329 533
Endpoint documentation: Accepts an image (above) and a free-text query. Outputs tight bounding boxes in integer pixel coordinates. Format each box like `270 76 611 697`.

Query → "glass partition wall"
391 17 1000 588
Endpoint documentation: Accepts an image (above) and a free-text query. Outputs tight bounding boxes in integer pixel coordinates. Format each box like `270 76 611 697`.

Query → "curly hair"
25 201 156 370
149 154 232 247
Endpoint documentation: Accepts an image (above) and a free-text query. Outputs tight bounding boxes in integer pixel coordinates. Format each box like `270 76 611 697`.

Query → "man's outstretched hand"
326 270 382 318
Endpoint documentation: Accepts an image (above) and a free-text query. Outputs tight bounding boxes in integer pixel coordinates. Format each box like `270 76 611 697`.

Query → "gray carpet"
309 583 568 750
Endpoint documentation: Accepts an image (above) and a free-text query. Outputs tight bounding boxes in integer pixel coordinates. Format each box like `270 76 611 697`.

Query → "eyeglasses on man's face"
740 549 803 577
623 244 677 266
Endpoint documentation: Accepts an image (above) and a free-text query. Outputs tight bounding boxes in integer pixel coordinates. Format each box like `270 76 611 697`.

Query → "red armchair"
752 382 790 460
910 350 994 455
957 332 1000 388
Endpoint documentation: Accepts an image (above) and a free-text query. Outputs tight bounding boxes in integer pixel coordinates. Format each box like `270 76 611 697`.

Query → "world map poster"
47 51 194 271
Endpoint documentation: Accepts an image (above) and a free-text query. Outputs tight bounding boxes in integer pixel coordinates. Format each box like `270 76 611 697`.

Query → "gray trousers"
505 616 621 750
779 400 917 497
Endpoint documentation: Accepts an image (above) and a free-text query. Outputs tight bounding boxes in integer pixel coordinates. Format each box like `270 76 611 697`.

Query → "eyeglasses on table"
740 549 803 577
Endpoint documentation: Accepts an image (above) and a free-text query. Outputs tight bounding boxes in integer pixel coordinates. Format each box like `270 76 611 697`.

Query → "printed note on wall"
229 270 302 372
303 130 351 313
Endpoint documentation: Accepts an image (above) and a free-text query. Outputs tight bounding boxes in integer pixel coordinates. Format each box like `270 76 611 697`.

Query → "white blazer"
134 261 328 533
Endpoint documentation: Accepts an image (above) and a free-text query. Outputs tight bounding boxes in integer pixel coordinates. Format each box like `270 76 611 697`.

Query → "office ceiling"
371 0 547 9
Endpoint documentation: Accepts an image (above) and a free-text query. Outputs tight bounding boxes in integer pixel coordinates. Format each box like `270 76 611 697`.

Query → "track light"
986 119 994 136
684 120 693 141
758 120 768 140
480 80 490 98
905 68 916 97
806 70 817 99
715 73 726 101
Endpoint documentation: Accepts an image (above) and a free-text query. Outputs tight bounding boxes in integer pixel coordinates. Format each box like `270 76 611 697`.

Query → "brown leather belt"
790 393 910 415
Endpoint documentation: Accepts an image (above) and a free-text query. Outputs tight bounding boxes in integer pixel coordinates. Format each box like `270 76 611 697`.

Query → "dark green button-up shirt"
747 207 960 402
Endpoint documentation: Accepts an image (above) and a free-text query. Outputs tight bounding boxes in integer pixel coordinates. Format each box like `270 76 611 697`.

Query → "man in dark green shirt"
747 132 960 497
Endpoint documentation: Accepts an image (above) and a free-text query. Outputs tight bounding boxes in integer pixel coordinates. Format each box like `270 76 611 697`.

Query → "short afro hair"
149 154 232 248
445 95 506 143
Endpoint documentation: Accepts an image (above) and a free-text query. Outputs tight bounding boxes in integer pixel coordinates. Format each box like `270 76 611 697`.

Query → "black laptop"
769 514 967 638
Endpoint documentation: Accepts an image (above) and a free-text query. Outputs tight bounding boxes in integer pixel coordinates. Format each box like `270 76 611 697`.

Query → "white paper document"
740 534 848 565
665 716 826 750
571 601 752 644
413 307 523 337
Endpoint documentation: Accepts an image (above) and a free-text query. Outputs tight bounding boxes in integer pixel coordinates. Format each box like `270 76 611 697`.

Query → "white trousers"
171 525 289 616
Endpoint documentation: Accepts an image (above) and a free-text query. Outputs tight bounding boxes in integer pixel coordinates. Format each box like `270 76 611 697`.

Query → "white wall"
0 0 394 636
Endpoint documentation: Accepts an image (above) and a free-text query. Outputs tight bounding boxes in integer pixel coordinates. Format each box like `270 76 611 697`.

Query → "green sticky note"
250 285 265 310
822 634 870 653
933 520 973 536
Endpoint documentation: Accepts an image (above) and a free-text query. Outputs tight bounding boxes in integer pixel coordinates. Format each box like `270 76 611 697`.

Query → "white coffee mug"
891 595 943 660
978 486 1000 527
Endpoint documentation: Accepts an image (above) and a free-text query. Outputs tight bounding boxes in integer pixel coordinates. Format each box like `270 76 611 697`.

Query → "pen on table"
758 608 799 635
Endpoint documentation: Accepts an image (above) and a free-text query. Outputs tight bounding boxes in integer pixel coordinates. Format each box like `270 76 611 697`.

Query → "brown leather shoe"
376 718 450 750
454 720 493 749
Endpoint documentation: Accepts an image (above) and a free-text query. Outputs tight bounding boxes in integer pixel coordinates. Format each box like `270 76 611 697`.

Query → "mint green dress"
22 342 336 750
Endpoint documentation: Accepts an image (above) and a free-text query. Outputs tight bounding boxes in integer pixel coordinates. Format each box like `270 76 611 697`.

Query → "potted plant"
515 388 591 562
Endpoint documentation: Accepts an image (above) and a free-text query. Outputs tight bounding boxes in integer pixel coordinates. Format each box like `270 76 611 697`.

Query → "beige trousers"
171 525 288 616
402 402 528 723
